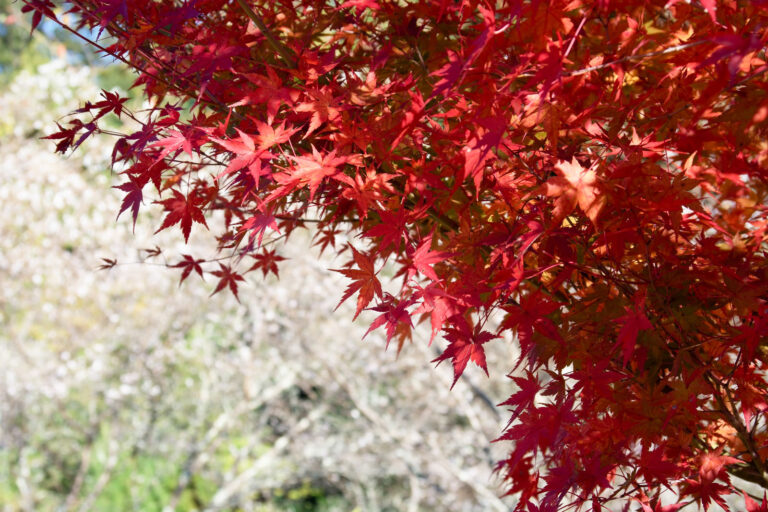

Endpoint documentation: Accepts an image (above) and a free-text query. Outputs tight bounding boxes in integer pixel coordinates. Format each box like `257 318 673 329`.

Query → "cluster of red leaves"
26 0 768 509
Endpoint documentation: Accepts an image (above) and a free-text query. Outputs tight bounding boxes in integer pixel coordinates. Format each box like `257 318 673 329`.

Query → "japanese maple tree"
22 0 768 509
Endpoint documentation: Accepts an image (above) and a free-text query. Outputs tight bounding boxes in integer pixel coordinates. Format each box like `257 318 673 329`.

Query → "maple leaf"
42 119 96 153
89 90 128 119
738 380 768 426
408 235 450 282
744 492 768 512
340 0 380 15
681 478 732 512
210 263 245 301
42 122 80 154
363 208 408 251
340 168 397 217
122 157 165 193
155 190 209 242
697 453 743 484
364 293 414 348
21 0 55 32
333 246 382 319
496 219 543 294
241 213 279 248
678 453 744 510
413 283 456 343
698 32 765 79
289 147 349 200
430 26 492 99
172 254 205 285
431 50 464 99
463 116 506 193
700 0 717 23
211 128 262 180
433 320 497 389
236 71 298 124
498 371 539 423
294 88 343 137
545 158 605 226
614 293 653 367
150 130 194 159
97 257 117 270
313 226 341 254
636 447 680 485
114 176 144 230
499 454 539 508
211 122 290 184
501 294 562 370
93 0 128 33
253 120 298 150
142 246 162 259
248 248 286 278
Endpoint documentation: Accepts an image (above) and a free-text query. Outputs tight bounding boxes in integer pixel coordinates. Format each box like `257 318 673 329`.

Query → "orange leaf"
545 158 605 226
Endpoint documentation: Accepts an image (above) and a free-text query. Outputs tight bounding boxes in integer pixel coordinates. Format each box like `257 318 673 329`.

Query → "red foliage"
25 0 768 509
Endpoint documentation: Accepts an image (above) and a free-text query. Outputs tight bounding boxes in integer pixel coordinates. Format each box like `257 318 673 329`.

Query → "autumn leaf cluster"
23 0 768 509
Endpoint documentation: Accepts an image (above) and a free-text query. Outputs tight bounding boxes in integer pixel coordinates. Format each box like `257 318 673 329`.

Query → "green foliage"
271 481 346 512
0 0 137 100
0 422 350 511
0 0 59 83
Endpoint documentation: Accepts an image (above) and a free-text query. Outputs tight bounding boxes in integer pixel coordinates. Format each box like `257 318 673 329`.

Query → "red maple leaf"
430 26 492 99
150 129 194 159
172 254 205 285
498 371 540 422
363 208 408 251
545 158 605 226
636 447 681 485
97 257 117 270
289 147 350 200
614 293 653 367
333 246 382 319
210 263 245 301
744 492 768 512
114 176 143 230
242 213 280 248
433 319 497 388
294 88 343 137
155 190 209 242
463 116 506 193
700 0 717 23
501 294 562 370
21 0 55 31
253 119 298 150
211 128 264 180
340 0 380 15
413 283 456 343
364 293 414 348
248 248 286 278
409 234 450 282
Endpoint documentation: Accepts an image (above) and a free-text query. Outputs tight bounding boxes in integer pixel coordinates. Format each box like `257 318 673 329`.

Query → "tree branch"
566 40 707 77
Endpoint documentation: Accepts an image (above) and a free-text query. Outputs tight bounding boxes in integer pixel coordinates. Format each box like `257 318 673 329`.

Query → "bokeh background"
0 3 517 510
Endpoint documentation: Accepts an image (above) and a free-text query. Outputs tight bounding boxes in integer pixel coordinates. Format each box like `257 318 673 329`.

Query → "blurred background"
0 3 517 510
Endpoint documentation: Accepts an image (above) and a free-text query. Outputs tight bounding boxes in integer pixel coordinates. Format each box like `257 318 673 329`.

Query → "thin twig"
563 12 590 61
565 40 707 77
